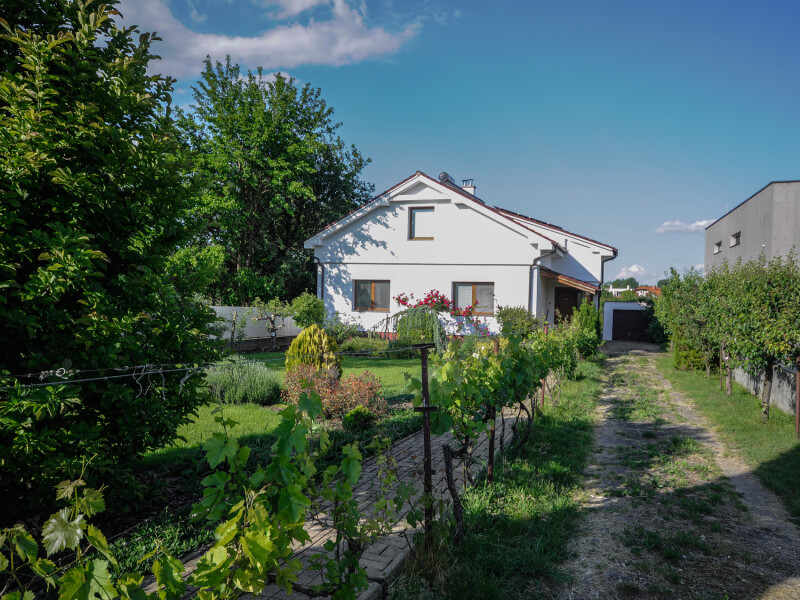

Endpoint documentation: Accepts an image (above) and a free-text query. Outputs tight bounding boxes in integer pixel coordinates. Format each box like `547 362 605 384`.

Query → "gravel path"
556 341 800 600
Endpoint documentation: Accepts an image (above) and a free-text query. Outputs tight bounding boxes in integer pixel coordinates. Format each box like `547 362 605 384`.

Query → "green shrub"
205 360 283 406
496 305 538 338
324 312 362 344
283 366 387 419
342 406 377 433
572 299 601 358
290 292 326 329
0 0 220 521
285 324 342 376
339 337 390 356
673 334 706 371
387 339 417 358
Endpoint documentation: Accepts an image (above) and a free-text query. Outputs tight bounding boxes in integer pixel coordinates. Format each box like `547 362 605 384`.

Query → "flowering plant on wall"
394 289 478 316
394 289 489 335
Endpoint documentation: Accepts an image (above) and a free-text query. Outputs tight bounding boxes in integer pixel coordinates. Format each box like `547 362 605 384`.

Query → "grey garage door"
612 309 647 341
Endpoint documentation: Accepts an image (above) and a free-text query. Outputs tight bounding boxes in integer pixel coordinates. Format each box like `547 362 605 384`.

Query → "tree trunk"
706 360 711 378
726 367 732 396
761 360 774 422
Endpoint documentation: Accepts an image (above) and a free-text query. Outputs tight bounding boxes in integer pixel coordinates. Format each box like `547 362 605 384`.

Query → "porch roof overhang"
539 266 599 294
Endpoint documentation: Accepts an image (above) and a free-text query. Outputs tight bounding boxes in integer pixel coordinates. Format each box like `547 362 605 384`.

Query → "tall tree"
0 0 219 520
178 58 374 305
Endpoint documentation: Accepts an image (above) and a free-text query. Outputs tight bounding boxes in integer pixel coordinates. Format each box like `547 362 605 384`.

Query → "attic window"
713 241 722 255
730 232 741 247
409 207 434 240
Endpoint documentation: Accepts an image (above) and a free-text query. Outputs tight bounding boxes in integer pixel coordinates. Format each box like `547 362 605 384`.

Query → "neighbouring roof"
635 285 662 296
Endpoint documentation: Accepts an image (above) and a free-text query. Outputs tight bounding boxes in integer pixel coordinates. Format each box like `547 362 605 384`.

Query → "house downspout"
530 248 557 317
313 256 324 303
599 250 618 309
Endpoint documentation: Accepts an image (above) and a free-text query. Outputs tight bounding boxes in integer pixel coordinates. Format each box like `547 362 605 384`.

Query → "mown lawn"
655 354 800 520
247 351 420 398
389 357 604 600
145 353 419 467
143 403 284 468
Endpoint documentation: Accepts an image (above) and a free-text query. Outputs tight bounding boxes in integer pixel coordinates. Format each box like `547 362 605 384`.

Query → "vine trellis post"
412 343 437 547
794 357 800 439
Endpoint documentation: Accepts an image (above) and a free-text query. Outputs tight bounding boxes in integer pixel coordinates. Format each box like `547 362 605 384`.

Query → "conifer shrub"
572 299 602 358
285 324 342 376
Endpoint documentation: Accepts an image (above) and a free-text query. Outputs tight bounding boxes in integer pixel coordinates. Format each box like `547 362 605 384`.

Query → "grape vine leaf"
42 509 85 555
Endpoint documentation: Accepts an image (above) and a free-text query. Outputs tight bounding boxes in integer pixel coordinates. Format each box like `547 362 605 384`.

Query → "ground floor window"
354 280 390 311
453 282 494 315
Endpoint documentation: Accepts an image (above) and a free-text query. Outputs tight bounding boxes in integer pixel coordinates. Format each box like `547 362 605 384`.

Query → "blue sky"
119 0 800 285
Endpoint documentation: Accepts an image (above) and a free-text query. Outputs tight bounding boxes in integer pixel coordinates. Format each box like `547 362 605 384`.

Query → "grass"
388 357 605 600
142 403 284 469
655 354 800 519
247 351 420 398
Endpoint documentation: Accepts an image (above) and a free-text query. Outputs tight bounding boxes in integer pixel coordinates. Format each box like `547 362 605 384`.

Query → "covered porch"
533 266 599 323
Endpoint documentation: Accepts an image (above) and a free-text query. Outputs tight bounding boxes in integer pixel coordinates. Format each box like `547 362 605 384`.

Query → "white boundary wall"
211 306 302 340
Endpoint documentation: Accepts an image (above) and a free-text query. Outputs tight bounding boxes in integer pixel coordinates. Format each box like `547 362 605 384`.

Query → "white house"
304 171 617 332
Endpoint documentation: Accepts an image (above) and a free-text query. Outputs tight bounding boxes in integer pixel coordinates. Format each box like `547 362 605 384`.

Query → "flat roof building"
705 181 800 271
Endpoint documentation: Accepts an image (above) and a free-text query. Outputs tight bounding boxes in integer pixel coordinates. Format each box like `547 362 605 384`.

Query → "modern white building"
304 171 617 331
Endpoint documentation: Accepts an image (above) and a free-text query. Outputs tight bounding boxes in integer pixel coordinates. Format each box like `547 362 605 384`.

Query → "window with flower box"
354 280 390 312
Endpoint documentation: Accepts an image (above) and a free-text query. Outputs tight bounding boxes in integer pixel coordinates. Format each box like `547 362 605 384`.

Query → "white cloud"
654 219 713 234
117 0 419 80
612 264 658 285
256 0 330 19
187 0 207 23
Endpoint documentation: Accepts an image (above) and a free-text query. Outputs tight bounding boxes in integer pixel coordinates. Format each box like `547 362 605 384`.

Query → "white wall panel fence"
211 306 302 340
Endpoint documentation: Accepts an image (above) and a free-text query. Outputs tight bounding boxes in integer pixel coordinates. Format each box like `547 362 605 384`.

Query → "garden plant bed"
557 341 800 599
92 353 422 574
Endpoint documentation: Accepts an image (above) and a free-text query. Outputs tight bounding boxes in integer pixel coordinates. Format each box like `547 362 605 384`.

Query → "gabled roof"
304 171 614 256
305 170 562 250
493 206 617 253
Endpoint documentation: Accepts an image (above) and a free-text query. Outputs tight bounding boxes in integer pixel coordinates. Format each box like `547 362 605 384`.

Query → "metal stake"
794 357 800 438
541 322 549 411
412 344 437 546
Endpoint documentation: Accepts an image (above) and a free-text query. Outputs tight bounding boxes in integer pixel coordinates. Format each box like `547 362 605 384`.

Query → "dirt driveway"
555 341 800 600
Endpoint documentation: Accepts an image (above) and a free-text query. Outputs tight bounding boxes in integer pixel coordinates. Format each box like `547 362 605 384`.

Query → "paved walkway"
255 406 523 600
